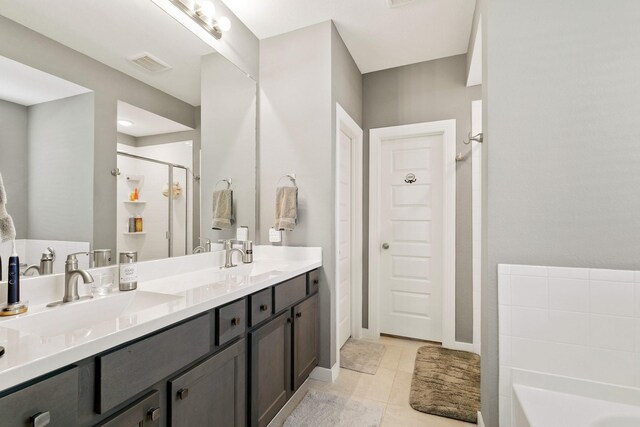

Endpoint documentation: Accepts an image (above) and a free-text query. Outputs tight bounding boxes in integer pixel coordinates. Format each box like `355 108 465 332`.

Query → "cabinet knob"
147 407 161 421
296 312 302 318
286 317 292 324
231 316 241 326
313 279 319 285
259 304 268 312
178 388 189 400
31 412 51 427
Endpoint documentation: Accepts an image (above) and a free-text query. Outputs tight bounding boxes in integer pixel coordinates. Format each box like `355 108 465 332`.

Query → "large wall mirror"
0 0 257 272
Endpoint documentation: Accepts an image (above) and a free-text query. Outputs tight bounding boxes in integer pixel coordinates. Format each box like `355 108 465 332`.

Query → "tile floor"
269 335 477 427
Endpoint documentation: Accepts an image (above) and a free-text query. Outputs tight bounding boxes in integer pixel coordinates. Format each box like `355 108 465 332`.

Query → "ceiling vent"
129 53 172 73
386 0 416 8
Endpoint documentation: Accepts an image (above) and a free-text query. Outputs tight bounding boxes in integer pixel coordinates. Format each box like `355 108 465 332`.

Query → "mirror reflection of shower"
116 101 195 261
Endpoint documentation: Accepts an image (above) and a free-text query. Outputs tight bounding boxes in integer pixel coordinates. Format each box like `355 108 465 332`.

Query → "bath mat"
409 346 480 424
283 389 384 427
339 338 386 375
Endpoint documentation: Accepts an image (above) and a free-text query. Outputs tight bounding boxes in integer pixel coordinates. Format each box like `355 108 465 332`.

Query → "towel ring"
215 178 232 190
277 174 297 188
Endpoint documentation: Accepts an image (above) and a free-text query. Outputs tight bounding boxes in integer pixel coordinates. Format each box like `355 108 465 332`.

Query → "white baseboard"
309 363 340 383
477 411 485 427
444 340 475 353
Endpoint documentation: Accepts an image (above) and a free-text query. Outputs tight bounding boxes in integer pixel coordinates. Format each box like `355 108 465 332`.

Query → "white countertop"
0 246 322 392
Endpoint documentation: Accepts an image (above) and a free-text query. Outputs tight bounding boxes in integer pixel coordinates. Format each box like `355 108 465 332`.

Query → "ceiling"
0 55 91 106
0 0 214 106
221 0 476 73
117 101 194 137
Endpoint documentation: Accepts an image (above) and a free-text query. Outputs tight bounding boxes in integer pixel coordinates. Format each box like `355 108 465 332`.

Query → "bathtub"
510 370 640 427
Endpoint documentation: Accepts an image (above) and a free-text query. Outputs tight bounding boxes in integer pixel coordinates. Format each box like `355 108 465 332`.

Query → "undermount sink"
138 262 292 295
0 291 180 338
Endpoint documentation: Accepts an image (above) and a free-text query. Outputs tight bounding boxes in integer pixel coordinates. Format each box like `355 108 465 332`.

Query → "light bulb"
217 16 231 32
197 0 215 19
118 120 133 127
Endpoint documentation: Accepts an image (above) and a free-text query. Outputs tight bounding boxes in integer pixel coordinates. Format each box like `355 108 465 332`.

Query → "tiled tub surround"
0 245 321 391
498 264 640 426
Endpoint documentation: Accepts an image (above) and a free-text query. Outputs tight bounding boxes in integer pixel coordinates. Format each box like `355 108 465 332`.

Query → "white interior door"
377 134 444 341
338 129 352 348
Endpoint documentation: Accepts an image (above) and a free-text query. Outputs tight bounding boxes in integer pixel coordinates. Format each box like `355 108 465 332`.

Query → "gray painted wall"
363 55 481 342
201 53 257 242
260 21 335 368
28 93 94 242
0 15 197 251
0 99 28 238
482 1 640 425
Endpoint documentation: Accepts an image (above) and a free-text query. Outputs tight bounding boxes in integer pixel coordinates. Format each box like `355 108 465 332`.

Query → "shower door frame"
117 151 190 257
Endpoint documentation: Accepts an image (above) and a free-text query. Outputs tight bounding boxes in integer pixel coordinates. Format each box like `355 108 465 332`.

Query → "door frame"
335 103 364 361
367 119 458 350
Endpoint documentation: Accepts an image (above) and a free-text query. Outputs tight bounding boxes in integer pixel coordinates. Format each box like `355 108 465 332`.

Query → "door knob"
382 243 390 250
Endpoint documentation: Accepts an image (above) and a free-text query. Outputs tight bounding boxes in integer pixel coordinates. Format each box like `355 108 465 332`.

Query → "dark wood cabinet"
1 268 320 427
249 312 292 427
292 293 319 391
169 339 246 427
0 367 78 427
97 390 161 427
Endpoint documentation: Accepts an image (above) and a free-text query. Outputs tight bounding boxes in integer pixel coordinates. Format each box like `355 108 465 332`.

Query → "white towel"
212 189 233 230
275 186 298 231
0 173 16 243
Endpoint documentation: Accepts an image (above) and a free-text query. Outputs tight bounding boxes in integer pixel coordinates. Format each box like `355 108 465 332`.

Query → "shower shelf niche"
123 232 147 235
123 201 147 204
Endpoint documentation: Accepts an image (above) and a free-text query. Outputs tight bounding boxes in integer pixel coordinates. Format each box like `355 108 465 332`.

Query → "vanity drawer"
216 299 247 347
307 269 320 295
96 314 210 413
250 288 273 327
0 367 78 427
274 274 307 313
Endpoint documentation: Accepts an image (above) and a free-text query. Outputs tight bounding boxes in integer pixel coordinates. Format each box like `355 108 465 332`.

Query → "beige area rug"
283 389 384 427
339 338 386 375
409 346 481 424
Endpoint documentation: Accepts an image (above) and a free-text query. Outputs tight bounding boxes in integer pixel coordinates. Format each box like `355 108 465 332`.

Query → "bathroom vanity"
0 247 321 427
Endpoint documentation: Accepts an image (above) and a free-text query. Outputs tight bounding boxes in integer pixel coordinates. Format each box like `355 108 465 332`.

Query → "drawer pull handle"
147 407 161 421
286 317 292 324
231 317 241 326
296 312 302 318
260 304 268 312
313 279 319 285
178 388 189 400
31 412 51 427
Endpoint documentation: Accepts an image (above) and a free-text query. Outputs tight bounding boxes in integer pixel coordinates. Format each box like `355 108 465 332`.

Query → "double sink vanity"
0 246 322 427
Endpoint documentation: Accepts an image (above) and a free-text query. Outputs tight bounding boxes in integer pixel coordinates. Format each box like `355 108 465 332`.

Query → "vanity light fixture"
118 120 134 127
154 0 232 41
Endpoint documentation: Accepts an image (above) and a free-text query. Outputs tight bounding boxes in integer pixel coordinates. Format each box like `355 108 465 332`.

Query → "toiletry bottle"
134 188 139 201
8 242 19 305
135 215 143 232
119 251 138 291
128 216 136 233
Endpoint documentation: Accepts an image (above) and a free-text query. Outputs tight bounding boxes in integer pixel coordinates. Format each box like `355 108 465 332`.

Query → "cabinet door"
292 294 319 390
169 339 246 427
98 390 161 427
249 312 291 427
0 367 78 427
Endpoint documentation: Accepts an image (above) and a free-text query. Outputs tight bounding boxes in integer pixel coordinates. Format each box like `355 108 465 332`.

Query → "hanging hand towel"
212 189 233 230
275 186 298 231
0 173 16 242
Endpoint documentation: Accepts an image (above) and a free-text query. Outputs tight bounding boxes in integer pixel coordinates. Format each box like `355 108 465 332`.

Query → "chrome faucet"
193 238 213 254
47 252 94 307
219 240 246 268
